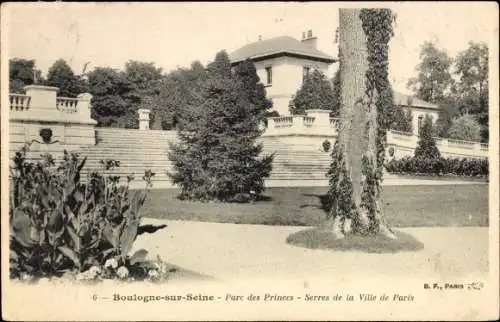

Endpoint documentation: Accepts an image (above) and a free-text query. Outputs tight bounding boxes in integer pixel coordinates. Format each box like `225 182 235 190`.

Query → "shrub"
322 140 331 152
385 155 488 177
447 115 482 142
9 143 162 281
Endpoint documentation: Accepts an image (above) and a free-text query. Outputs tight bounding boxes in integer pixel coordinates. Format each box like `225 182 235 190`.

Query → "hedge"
385 156 488 177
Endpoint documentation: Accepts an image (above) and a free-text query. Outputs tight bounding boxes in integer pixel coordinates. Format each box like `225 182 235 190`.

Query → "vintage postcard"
1 2 498 321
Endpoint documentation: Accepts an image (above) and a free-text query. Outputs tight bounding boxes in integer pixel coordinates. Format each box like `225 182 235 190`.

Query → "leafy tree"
434 97 458 138
120 61 164 129
407 41 454 103
9 58 43 93
289 69 336 115
447 115 481 142
414 114 441 159
153 61 208 130
46 59 87 97
391 105 413 133
454 42 489 141
87 67 135 127
234 59 273 118
331 68 341 117
168 51 273 202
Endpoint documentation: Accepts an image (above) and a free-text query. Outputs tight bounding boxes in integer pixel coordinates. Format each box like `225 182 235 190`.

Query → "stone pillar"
23 85 59 119
306 109 331 128
77 92 93 121
138 108 151 130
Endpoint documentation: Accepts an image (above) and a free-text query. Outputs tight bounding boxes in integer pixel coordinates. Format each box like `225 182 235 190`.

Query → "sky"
3 2 498 94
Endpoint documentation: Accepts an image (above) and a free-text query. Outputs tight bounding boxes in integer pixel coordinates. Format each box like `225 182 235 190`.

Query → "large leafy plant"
9 143 156 279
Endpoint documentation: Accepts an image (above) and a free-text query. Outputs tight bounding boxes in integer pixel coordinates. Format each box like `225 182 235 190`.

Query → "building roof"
229 36 337 64
393 92 440 110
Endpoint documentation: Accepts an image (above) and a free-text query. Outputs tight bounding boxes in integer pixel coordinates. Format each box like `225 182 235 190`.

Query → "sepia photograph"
1 2 498 321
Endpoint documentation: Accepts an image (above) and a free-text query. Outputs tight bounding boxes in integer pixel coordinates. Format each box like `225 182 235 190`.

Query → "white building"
393 92 440 135
229 30 337 116
230 31 440 135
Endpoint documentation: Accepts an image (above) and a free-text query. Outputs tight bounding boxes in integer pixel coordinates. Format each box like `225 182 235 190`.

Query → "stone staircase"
78 128 177 186
260 137 332 182
9 128 398 188
75 129 336 187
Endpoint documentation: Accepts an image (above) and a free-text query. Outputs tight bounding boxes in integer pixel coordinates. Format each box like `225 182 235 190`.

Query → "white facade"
253 56 331 116
403 106 439 135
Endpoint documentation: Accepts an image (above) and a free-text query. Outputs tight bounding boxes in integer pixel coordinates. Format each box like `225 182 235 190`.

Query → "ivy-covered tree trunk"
327 8 396 240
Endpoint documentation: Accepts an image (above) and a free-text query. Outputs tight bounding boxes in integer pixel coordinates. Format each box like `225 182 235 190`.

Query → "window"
303 67 310 82
417 115 423 136
265 66 272 85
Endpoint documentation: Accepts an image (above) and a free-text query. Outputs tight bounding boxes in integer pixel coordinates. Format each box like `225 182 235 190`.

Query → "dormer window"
265 66 272 85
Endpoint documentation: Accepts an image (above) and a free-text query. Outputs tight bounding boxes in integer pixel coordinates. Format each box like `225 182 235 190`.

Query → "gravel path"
133 219 489 282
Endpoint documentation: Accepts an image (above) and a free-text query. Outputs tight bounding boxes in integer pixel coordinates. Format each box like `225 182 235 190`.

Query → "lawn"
140 184 488 228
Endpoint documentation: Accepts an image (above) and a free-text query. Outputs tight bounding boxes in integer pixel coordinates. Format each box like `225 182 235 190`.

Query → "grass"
141 184 488 228
286 228 425 253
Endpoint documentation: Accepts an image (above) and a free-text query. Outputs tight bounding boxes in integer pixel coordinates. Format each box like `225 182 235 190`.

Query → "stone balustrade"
263 109 488 159
9 86 95 124
56 97 79 113
10 94 32 111
329 117 340 129
387 130 488 159
302 116 315 127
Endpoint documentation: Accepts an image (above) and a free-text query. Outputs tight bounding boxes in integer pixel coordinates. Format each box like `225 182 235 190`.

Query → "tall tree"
434 97 458 138
9 58 43 93
447 115 482 142
326 9 396 239
407 41 454 103
46 59 87 97
153 61 208 130
289 69 337 115
391 105 413 133
454 42 489 141
87 67 135 127
234 59 273 123
122 61 164 129
168 51 273 202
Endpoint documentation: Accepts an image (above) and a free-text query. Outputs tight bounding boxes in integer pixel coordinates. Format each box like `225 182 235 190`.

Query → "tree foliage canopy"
9 58 43 93
447 115 481 142
87 67 136 127
168 51 273 202
46 59 87 97
407 41 454 103
453 42 489 141
289 69 337 115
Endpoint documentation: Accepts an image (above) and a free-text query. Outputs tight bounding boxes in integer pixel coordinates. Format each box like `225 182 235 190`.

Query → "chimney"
301 29 318 49
258 35 262 41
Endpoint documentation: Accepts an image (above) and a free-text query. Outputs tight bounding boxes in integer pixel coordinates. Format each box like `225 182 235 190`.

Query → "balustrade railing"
10 94 31 111
387 130 488 153
329 118 340 129
391 130 413 137
447 138 475 149
303 116 315 127
271 116 293 128
56 97 79 113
